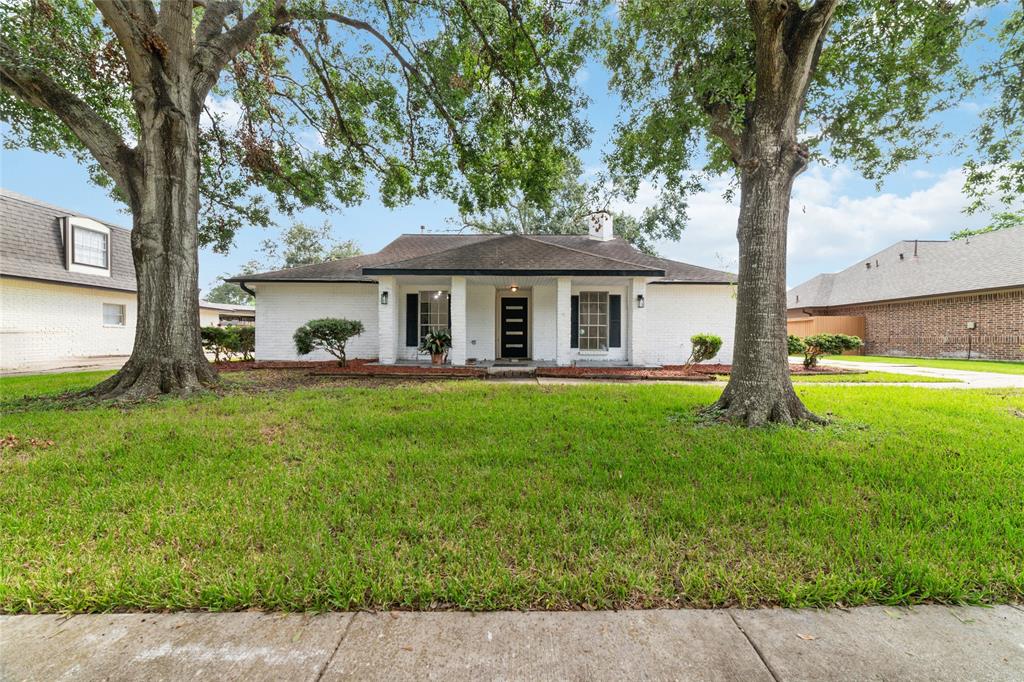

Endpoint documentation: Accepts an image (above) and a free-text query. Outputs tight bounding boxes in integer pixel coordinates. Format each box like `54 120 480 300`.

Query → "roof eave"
225 277 377 284
360 267 666 277
0 272 138 293
650 279 736 285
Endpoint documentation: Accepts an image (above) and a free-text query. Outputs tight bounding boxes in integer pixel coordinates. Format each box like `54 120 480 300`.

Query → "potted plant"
419 329 452 365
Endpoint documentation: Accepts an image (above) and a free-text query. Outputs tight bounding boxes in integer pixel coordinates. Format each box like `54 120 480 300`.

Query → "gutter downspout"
239 281 256 298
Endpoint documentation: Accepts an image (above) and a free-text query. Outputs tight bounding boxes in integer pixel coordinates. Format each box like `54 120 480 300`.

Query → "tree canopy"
962 4 1024 232
605 1 985 232
204 220 360 302
259 220 362 269
1 0 597 252
456 159 668 254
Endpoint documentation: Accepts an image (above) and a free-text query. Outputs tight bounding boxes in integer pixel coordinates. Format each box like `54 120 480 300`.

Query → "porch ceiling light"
637 294 645 308
510 285 519 292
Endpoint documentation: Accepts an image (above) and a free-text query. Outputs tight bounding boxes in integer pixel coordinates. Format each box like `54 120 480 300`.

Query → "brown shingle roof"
363 234 665 276
234 233 736 283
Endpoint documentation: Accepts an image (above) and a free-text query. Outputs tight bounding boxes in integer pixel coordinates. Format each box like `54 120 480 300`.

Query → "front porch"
374 274 652 367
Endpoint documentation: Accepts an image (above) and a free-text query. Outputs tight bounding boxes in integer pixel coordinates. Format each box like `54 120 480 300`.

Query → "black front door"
500 297 528 358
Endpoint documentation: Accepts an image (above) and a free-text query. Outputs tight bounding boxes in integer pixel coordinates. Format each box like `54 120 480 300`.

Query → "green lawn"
1 371 1022 613
788 370 954 383
823 355 1024 375
0 369 116 399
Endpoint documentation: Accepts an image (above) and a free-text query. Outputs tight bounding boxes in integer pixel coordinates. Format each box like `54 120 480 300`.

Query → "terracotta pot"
431 353 445 365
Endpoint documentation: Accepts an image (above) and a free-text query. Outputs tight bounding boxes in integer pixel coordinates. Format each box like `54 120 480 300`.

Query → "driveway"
814 358 1024 389
1 355 129 376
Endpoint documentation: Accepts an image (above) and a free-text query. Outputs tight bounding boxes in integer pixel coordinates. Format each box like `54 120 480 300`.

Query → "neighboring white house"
231 214 737 366
0 189 254 372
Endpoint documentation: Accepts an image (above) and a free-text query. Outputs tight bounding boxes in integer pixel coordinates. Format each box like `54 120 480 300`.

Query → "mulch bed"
212 360 857 381
535 367 714 381
214 359 486 379
534 363 856 381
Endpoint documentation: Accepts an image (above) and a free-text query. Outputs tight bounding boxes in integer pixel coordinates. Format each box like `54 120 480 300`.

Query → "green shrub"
788 334 807 356
802 333 863 368
202 325 255 362
293 318 365 366
234 326 255 361
685 333 723 366
200 326 231 362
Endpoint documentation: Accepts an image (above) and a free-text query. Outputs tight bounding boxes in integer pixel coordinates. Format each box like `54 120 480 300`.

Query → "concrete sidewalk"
813 358 1024 389
3 606 1022 681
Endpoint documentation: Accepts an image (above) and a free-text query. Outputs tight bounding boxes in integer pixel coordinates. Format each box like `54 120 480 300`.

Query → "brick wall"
253 282 379 361
642 284 737 365
825 287 1023 360
1 277 136 369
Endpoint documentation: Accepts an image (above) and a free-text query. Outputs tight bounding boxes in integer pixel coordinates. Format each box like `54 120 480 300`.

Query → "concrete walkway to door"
3 605 1023 681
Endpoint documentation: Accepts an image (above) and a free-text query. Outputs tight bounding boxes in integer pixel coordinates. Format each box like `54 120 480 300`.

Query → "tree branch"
781 0 839 128
195 0 243 45
702 99 744 164
92 0 160 90
191 0 288 105
319 10 469 150
0 39 135 195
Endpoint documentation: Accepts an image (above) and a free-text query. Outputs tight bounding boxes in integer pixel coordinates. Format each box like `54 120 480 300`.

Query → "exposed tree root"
707 380 826 427
85 356 219 402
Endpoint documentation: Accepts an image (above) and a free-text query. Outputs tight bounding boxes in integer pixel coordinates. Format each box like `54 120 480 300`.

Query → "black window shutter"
405 293 419 346
609 294 621 348
570 295 579 348
447 293 451 331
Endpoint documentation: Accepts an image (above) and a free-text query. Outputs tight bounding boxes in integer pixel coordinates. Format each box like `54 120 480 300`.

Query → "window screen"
578 291 608 350
419 291 449 338
102 303 125 326
73 226 109 268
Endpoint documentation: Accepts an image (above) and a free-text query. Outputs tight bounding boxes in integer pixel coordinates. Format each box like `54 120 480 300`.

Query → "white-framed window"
102 303 126 327
72 225 109 268
419 290 449 339
578 291 609 350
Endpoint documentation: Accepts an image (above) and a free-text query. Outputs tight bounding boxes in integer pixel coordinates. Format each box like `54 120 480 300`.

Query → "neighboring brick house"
0 190 254 371
787 227 1024 360
230 213 738 366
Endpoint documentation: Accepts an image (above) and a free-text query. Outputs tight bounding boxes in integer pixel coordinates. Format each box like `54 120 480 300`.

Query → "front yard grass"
823 355 1024 375
788 370 954 383
1 371 1021 612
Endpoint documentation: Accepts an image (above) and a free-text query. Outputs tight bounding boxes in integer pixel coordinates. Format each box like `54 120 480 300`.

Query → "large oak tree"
1 0 593 399
606 0 985 425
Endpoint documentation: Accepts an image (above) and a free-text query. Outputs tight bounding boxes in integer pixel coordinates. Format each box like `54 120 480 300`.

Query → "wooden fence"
787 316 866 354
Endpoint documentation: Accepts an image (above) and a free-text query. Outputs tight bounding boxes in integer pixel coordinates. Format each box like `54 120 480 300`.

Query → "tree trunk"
88 102 217 400
711 132 822 426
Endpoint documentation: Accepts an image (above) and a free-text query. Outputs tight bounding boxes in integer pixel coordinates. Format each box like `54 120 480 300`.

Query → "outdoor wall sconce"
380 291 389 305
637 294 645 308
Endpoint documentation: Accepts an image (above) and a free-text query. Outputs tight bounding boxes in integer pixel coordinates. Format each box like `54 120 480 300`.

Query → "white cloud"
614 166 1015 287
203 95 244 129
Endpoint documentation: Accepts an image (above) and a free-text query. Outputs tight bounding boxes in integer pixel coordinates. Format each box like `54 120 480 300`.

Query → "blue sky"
1 4 1016 291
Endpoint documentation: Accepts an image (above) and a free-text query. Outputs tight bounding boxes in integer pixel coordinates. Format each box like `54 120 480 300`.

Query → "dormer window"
65 217 111 277
73 225 108 268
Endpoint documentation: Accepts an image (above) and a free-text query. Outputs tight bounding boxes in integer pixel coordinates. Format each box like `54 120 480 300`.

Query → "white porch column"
629 277 647 366
449 275 468 365
555 276 573 366
377 276 398 364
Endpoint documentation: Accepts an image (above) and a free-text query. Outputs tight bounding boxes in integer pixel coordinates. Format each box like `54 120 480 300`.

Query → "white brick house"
0 190 254 371
232 214 737 366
